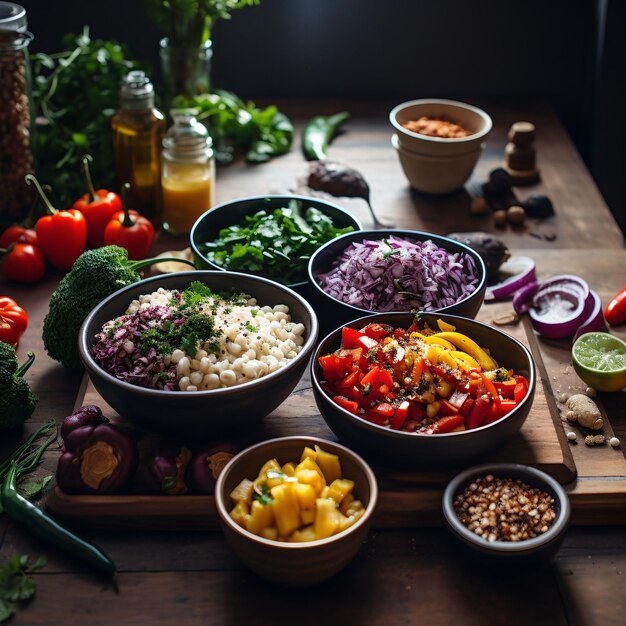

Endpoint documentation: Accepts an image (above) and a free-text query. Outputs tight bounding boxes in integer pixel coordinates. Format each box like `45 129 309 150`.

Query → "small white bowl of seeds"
442 463 570 564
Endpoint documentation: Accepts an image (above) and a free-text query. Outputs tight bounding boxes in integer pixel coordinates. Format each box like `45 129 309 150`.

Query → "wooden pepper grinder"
504 121 540 185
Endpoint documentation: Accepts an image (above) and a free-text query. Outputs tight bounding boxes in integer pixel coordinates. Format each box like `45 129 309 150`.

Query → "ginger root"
565 394 603 430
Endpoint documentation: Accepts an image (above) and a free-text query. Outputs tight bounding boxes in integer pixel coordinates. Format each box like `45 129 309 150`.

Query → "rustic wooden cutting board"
46 313 581 530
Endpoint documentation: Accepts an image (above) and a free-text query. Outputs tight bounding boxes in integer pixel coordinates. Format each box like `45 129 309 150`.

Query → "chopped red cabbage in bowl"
316 235 480 312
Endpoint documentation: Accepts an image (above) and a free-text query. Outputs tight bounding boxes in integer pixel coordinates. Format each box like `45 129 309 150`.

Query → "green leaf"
0 598 17 622
19 475 53 499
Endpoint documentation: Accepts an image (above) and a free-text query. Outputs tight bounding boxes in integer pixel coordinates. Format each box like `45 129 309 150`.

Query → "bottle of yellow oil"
161 109 215 235
111 71 165 226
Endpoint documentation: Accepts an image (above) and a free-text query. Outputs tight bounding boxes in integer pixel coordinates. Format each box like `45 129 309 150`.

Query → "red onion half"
485 256 536 301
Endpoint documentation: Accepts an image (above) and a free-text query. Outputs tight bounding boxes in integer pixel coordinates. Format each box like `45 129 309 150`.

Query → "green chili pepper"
1 462 117 581
302 111 350 161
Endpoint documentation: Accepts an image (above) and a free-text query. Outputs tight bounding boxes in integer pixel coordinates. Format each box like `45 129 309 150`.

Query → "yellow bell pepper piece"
437 318 457 332
426 344 458 369
450 350 480 371
431 332 498 371
423 335 456 350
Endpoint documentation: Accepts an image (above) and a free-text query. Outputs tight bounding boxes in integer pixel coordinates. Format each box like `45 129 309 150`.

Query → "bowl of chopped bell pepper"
311 312 536 467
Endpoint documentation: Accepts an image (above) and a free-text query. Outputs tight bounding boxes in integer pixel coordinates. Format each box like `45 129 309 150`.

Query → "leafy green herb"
30 28 140 208
251 309 258 317
202 200 354 284
174 90 293 164
362 382 372 396
366 348 379 362
179 281 215 309
142 0 260 47
382 239 401 259
18 476 53 500
140 313 218 357
253 484 273 506
245 322 258 333
0 554 47 622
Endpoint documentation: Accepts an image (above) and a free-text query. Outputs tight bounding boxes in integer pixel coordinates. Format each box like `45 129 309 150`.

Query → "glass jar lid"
0 2 27 31
163 108 213 160
119 70 156 110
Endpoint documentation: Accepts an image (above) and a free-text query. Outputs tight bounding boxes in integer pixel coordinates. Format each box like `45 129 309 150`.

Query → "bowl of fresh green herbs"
190 195 361 296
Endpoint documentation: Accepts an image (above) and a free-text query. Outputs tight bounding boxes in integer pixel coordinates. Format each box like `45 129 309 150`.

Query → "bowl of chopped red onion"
78 271 318 438
311 312 535 467
308 230 486 332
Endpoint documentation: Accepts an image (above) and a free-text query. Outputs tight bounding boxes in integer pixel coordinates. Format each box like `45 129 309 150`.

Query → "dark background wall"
22 0 624 231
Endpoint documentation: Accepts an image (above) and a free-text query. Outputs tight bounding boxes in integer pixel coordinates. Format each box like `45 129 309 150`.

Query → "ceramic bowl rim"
389 98 493 144
78 270 319 398
214 435 379 549
189 194 363 290
391 133 486 159
442 462 571 553
307 229 487 318
311 311 536 442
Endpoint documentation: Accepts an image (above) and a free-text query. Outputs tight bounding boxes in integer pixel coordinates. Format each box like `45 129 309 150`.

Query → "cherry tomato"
0 242 46 283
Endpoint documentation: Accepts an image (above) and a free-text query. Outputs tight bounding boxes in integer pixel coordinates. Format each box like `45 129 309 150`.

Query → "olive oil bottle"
111 71 165 226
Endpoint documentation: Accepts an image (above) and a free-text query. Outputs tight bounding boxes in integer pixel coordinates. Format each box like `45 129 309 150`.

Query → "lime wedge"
572 332 626 392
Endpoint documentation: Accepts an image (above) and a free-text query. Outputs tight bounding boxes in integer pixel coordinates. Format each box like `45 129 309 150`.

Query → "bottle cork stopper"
508 122 536 146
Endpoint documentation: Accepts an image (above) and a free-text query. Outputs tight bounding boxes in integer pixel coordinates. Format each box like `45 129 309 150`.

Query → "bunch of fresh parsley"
0 554 46 622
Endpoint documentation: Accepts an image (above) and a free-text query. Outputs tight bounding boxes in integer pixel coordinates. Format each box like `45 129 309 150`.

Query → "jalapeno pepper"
302 111 350 161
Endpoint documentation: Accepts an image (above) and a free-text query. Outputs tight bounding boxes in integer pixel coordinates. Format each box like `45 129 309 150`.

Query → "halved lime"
572 332 626 392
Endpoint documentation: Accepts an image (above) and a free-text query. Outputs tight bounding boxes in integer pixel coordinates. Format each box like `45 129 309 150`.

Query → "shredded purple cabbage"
317 236 479 312
92 305 178 390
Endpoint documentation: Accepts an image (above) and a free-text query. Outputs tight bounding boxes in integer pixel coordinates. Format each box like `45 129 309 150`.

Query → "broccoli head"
42 245 194 369
0 341 38 430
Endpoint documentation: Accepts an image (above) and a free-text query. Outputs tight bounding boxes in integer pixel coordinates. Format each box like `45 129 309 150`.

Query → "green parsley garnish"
253 484 273 506
245 322 258 333
140 313 217 357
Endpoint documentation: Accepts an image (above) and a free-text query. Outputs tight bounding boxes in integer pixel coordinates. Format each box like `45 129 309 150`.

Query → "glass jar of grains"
0 2 34 224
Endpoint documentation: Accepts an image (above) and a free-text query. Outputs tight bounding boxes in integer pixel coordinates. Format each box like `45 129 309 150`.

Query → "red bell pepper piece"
27 175 86 271
466 394 492 429
433 414 465 433
0 241 46 283
407 402 427 422
498 399 517 416
513 382 527 404
390 400 410 430
333 395 359 415
319 354 348 381
438 399 459 417
459 397 475 417
361 323 393 340
605 285 626 326
72 155 122 248
369 402 395 418
103 183 155 260
336 369 361 391
341 326 365 349
479 373 501 408
362 411 388 426
0 296 28 347
494 379 517 399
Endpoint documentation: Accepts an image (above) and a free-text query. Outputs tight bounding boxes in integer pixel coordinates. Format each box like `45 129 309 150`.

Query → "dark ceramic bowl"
307 229 487 330
78 271 318 438
215 436 378 586
311 312 535 467
189 195 362 298
442 463 570 564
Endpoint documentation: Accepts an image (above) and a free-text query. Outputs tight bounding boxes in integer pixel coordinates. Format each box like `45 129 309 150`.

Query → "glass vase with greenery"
143 0 260 100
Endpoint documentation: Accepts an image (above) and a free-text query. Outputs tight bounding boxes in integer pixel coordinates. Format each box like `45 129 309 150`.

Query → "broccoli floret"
42 245 194 369
0 342 38 430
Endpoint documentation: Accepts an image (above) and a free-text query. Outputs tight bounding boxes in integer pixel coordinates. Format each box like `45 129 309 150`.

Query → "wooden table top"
1 100 625 625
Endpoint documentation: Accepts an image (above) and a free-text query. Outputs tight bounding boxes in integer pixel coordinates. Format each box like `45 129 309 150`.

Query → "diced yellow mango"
295 457 327 488
314 445 343 483
343 499 365 519
326 478 355 505
270 483 300 537
293 482 316 510
320 485 329 498
314 497 341 539
300 509 315 525
289 525 317 543
256 458 282 480
247 499 276 535
230 478 254 505
260 526 278 541
339 493 355 515
282 462 296 477
296 468 324 495
300 446 317 462
229 500 251 528
338 507 364 531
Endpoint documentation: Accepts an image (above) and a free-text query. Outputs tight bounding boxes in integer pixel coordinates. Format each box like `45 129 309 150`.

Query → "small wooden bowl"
215 436 378 586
